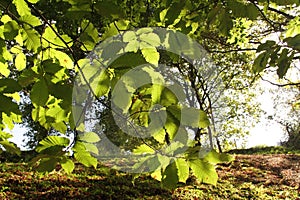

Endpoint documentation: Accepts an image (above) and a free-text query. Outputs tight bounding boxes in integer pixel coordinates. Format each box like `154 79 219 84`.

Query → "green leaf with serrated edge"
0 62 10 77
83 142 99 155
15 52 26 71
0 78 21 93
37 157 59 172
123 31 136 42
162 160 179 189
30 78 49 106
0 140 21 156
13 0 31 16
175 158 189 183
140 32 161 47
141 48 160 65
74 151 97 168
133 144 155 154
203 149 234 165
61 157 75 174
133 155 161 172
78 132 100 143
21 26 40 52
36 136 69 153
163 141 184 156
189 159 218 185
19 15 41 27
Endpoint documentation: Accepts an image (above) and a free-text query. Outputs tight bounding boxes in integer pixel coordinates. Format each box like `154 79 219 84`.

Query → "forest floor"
0 146 299 199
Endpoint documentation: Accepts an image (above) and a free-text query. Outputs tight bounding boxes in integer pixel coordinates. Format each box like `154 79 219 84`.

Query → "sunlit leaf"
78 132 100 143
15 52 26 71
13 0 31 16
175 158 189 183
189 159 218 185
61 157 75 174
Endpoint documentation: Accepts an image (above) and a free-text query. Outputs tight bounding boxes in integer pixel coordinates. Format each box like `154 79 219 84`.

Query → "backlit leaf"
15 52 26 71
78 132 100 143
189 159 218 185
13 0 31 16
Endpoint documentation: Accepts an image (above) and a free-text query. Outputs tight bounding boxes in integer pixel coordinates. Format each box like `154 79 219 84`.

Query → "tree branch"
268 6 295 20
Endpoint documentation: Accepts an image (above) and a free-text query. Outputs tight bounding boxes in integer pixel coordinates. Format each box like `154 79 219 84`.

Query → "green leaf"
228 1 259 20
3 20 19 40
0 78 22 93
253 52 269 73
0 62 10 77
18 68 38 87
0 140 21 156
78 132 100 143
139 32 161 47
80 20 100 51
42 26 73 48
61 157 75 174
93 69 110 97
37 157 59 172
175 158 189 183
203 149 234 165
82 142 99 155
218 9 233 36
141 48 160 65
94 0 125 20
74 151 97 168
164 1 185 26
36 136 69 153
13 0 31 16
257 40 276 52
21 25 41 52
27 0 40 3
133 144 155 154
19 15 41 27
0 131 13 140
284 34 300 50
189 159 218 185
0 94 20 114
14 52 26 71
30 78 49 106
162 160 179 189
277 48 292 78
180 107 210 128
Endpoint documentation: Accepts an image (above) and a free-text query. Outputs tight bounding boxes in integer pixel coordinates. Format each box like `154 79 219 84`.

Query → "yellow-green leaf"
15 52 26 71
